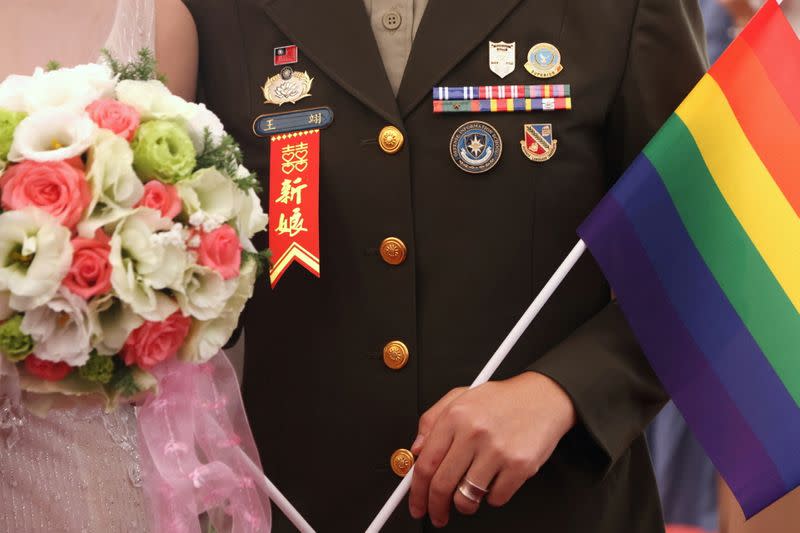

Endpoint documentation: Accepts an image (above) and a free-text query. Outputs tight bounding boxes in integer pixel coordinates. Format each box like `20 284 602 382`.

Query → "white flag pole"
238 448 317 532
261 474 317 533
365 240 588 533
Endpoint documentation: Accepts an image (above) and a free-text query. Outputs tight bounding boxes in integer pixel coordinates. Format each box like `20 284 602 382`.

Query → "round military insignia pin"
521 123 557 162
262 70 314 106
450 121 503 174
524 43 563 78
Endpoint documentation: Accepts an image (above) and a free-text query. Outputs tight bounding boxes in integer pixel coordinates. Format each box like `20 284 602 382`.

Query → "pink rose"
62 231 112 299
135 181 182 219
86 99 140 142
196 225 242 280
122 311 192 370
0 160 91 230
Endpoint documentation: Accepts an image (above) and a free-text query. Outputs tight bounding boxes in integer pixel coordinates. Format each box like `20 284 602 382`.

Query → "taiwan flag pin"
274 45 299 66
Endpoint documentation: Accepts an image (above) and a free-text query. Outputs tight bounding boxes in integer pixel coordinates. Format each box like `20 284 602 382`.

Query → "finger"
412 388 467 455
485 464 530 508
408 418 455 520
452 451 500 517
426 435 475 527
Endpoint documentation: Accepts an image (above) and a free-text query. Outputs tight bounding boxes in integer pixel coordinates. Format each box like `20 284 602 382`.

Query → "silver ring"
457 477 489 504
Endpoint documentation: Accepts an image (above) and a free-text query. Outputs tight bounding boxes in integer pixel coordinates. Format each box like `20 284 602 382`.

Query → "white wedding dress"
0 2 156 531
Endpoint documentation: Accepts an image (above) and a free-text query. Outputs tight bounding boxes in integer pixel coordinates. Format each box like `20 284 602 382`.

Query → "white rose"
115 79 194 122
19 64 115 114
88 294 144 356
175 264 237 320
21 287 93 366
179 256 256 363
177 167 240 222
8 108 97 163
0 208 72 311
0 75 33 112
233 188 268 253
185 102 226 153
78 129 144 238
110 208 184 321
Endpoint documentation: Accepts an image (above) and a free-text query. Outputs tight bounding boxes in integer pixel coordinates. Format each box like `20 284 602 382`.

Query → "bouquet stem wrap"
137 351 271 533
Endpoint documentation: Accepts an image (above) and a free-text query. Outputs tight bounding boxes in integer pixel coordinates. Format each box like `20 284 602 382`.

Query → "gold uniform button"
383 340 410 370
391 448 415 477
379 237 407 265
378 125 404 154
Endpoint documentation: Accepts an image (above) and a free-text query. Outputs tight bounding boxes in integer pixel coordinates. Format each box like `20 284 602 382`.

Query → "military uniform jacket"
185 0 707 531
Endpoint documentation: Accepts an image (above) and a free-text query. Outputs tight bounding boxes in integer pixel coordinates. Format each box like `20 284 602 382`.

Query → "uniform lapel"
397 0 525 117
260 0 402 125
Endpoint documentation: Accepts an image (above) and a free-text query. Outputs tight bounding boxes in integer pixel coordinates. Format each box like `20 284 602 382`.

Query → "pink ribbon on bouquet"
137 351 271 533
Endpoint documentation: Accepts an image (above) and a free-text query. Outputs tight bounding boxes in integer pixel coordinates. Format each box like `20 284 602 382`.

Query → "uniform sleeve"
528 0 708 476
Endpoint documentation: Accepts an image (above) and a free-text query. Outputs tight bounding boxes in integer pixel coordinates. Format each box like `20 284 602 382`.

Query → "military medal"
450 121 503 174
524 43 563 78
521 123 557 162
262 68 314 106
489 41 516 78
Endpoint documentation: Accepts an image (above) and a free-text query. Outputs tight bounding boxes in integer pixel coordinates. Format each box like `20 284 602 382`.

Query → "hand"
408 372 576 527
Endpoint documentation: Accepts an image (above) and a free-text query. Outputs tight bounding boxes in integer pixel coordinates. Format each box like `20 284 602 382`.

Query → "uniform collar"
397 0 525 117
261 0 403 125
261 0 524 123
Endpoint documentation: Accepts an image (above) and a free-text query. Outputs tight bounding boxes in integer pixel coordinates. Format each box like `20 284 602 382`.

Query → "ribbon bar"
433 97 572 113
433 84 571 101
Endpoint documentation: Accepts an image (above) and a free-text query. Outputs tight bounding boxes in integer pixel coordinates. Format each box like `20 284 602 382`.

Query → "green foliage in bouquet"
0 315 34 362
196 129 262 193
243 249 273 278
44 60 61 72
0 109 26 161
106 359 144 398
78 352 115 384
101 48 166 83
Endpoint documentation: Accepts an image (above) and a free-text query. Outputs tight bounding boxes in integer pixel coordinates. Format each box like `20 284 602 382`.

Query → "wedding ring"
457 477 489 504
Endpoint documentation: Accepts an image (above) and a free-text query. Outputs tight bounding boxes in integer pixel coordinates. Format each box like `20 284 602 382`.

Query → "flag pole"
365 240 588 533
261 473 317 533
237 447 317 532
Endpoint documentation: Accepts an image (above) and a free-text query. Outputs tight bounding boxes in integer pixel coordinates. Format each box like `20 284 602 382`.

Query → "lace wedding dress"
0 2 156 531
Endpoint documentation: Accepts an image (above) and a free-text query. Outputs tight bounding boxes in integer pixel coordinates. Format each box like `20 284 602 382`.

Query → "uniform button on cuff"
382 11 402 30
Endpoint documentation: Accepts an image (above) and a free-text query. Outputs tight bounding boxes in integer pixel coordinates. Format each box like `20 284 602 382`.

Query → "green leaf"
101 48 164 82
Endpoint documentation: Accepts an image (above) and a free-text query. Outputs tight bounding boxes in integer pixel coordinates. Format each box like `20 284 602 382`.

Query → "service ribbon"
268 129 321 287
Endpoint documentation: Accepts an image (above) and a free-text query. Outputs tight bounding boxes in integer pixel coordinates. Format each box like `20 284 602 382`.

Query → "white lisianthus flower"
233 188 268 253
78 129 144 238
185 102 226 153
14 64 115 114
0 208 72 311
8 108 97 162
175 264 237 320
0 75 33 112
115 79 194 122
179 256 256 363
177 167 240 222
88 293 144 356
21 287 93 366
110 208 185 321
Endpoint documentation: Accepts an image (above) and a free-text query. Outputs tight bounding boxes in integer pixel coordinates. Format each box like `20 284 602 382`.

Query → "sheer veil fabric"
0 2 155 532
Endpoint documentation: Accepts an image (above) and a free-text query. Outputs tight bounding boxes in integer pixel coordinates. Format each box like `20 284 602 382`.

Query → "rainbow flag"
578 0 800 518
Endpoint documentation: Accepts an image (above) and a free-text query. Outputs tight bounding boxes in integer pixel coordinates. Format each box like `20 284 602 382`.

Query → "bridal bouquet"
0 53 268 406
